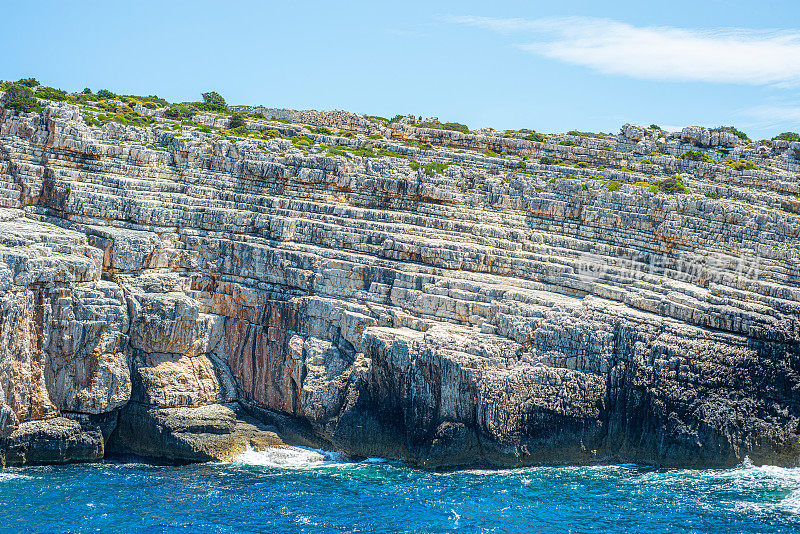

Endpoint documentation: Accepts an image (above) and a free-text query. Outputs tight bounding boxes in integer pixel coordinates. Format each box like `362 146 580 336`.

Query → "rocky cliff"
0 88 799 468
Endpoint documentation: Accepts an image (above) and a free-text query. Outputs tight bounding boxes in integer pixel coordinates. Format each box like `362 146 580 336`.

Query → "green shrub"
649 124 662 131
35 86 70 101
119 94 169 108
368 134 381 139
351 147 405 159
483 148 499 157
228 125 250 136
3 97 42 113
726 160 757 171
164 104 197 120
604 179 622 192
16 77 39 87
711 125 750 142
654 176 691 194
259 129 281 139
559 140 575 146
416 120 469 134
228 113 246 129
96 89 117 100
321 144 348 157
793 149 800 159
567 130 608 139
641 158 653 165
540 156 562 165
192 91 228 113
773 132 800 142
522 132 546 142
202 91 225 105
3 84 33 100
409 161 450 176
1 84 42 113
681 150 709 162
292 136 313 148
705 192 722 200
87 108 155 128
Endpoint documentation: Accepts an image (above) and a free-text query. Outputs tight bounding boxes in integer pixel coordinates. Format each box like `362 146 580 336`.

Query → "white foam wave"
233 445 346 469
0 472 31 482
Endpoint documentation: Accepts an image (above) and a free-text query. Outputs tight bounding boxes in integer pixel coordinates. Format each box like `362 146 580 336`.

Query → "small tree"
16 78 39 87
198 91 228 113
1 84 42 114
202 91 226 106
96 89 116 100
82 88 92 95
3 84 34 100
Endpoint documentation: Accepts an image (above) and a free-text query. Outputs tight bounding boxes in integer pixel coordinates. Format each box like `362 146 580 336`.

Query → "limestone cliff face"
0 97 799 467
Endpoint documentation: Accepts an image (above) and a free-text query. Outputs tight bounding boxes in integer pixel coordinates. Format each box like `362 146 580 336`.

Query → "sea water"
2 447 800 533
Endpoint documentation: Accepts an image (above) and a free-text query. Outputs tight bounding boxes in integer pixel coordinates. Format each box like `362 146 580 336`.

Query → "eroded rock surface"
0 94 799 467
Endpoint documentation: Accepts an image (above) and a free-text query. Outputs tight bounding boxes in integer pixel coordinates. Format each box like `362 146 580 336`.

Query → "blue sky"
2 0 799 138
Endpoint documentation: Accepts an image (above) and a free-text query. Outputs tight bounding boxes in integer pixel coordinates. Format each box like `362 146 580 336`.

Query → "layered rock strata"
0 94 799 467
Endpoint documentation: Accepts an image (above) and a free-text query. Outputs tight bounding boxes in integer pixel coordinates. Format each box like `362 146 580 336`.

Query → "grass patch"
416 120 469 134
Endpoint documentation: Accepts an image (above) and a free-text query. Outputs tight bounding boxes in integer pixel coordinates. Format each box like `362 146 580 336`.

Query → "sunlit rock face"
0 97 799 467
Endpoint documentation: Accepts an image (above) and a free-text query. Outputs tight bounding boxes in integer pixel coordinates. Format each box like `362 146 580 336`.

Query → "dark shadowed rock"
107 402 281 463
0 417 103 466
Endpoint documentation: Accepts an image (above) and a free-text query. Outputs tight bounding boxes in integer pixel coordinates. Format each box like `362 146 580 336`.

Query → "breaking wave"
0 472 30 482
232 445 348 469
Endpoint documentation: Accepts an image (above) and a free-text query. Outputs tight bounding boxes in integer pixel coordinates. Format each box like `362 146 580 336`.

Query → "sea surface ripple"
1 446 799 533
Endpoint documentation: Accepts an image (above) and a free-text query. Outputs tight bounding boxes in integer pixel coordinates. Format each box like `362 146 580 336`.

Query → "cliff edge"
1 85 799 468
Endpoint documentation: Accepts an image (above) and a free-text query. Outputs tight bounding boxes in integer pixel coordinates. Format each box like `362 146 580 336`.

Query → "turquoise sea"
2 446 800 533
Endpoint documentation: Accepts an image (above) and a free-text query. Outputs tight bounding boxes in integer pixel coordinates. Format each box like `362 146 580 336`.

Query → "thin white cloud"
446 15 800 86
738 104 800 132
743 104 800 122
